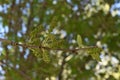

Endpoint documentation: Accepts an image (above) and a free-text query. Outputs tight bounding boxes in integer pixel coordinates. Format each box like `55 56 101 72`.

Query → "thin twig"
0 38 97 53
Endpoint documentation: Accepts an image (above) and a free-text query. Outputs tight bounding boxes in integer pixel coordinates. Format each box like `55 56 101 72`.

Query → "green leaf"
91 52 101 61
87 48 102 61
77 34 83 47
42 49 50 63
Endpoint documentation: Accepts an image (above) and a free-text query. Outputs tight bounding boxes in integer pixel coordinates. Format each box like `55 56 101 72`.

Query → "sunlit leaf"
42 49 50 63
77 34 83 47
87 48 102 61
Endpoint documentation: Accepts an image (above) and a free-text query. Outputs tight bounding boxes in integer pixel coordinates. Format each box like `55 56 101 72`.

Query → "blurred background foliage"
0 0 120 80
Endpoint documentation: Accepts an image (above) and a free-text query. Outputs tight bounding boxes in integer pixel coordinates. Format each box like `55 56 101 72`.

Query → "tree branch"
0 38 97 53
